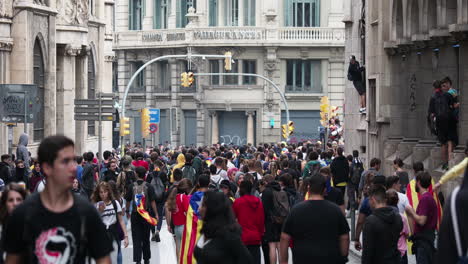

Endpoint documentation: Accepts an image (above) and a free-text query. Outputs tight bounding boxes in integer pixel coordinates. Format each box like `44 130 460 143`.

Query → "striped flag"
180 191 204 264
135 194 157 226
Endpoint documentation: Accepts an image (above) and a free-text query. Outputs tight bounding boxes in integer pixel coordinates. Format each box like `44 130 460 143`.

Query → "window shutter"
129 0 133 29
154 0 161 28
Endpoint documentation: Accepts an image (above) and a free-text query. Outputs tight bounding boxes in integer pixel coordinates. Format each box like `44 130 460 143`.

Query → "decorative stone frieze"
57 0 89 26
0 0 13 18
0 41 13 51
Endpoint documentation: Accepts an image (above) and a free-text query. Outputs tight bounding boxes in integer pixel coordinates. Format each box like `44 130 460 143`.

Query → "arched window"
33 39 45 141
88 51 96 136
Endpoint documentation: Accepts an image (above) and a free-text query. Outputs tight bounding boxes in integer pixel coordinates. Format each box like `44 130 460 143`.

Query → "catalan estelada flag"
135 194 157 226
205 157 213 167
180 191 204 264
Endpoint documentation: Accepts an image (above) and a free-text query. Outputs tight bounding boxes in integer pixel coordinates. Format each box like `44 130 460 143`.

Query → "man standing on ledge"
347 55 366 114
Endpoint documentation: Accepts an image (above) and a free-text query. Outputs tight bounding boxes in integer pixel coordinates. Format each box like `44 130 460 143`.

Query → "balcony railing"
114 26 344 49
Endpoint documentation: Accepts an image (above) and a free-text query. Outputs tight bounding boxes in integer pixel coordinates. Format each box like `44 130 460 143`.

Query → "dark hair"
386 175 400 189
370 158 381 168
337 147 344 156
103 150 112 160
135 166 147 179
136 152 144 160
413 162 424 173
173 168 183 182
76 156 83 164
214 157 223 166
185 153 194 163
198 174 210 188
1 154 10 162
441 76 452 85
84 152 94 162
308 151 319 161
239 180 253 196
369 185 387 204
154 160 164 168
416 171 432 189
346 155 353 162
121 159 131 168
305 175 326 195
0 183 28 224
386 189 399 207
166 178 193 212
278 173 293 188
433 80 442 89
352 150 359 158
209 164 217 175
200 191 240 239
226 152 233 159
150 152 159 163
393 158 404 168
38 135 75 167
281 159 289 169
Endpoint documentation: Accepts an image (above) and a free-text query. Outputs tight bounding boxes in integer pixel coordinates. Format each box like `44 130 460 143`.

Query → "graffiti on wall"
409 74 417 112
220 135 247 146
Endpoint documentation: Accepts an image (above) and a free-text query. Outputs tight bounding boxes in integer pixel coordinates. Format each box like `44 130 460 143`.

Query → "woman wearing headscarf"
171 153 186 182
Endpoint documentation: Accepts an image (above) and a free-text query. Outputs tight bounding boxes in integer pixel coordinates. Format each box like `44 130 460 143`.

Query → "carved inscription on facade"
142 33 185 42
193 30 264 40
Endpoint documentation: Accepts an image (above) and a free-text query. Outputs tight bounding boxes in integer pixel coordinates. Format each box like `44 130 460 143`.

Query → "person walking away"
92 182 129 263
16 133 30 173
347 150 364 216
194 191 253 264
319 167 345 214
261 178 283 264
125 166 159 264
181 153 197 184
4 135 113 263
387 189 411 264
233 181 265 264
280 175 350 264
214 157 228 180
76 155 84 185
436 158 468 263
146 160 168 242
393 158 410 193
82 151 99 199
165 178 193 261
330 147 350 201
0 183 28 264
405 172 438 264
359 158 384 197
302 152 322 180
0 155 12 185
428 80 456 170
361 185 403 264
132 152 149 171
347 55 366 114
116 159 136 197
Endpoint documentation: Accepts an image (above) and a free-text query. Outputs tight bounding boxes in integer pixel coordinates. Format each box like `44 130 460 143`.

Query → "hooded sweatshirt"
16 133 30 169
362 206 403 264
233 194 265 245
330 155 350 185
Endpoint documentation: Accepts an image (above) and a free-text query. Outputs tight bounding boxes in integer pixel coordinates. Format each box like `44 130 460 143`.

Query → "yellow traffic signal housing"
141 108 150 138
282 124 288 139
224 51 232 71
120 117 130 136
287 121 295 135
187 72 195 86
181 72 190 87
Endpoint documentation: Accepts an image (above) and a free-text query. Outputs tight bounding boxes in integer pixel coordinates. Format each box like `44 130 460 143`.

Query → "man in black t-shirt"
280 175 349 264
125 166 158 264
4 135 112 264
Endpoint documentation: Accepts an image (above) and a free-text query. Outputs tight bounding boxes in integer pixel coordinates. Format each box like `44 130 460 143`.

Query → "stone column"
246 111 255 145
170 59 181 146
75 50 88 155
238 0 244 26
143 0 154 29
56 45 78 139
0 41 13 154
211 111 219 145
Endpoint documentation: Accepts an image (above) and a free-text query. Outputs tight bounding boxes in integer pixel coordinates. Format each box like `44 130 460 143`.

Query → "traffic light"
224 51 232 71
287 121 295 135
282 124 288 139
181 72 190 87
141 108 150 138
187 72 195 86
120 117 130 136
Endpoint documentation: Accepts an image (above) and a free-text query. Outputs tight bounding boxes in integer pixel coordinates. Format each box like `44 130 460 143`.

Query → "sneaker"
359 107 366 113
155 232 161 242
151 233 157 242
442 163 449 171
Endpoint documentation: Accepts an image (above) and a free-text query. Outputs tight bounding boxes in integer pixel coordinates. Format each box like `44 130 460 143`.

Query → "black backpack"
351 162 363 185
150 171 165 202
271 189 290 225
305 163 321 179
182 165 197 184
433 92 451 120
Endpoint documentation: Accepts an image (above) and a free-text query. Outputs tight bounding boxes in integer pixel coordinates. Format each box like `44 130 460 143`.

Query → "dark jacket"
261 181 281 221
102 169 119 183
330 156 350 185
0 162 12 184
362 206 403 264
194 230 253 264
348 61 363 82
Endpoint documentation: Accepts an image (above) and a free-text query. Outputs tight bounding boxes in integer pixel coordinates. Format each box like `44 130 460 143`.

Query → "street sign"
0 84 40 124
74 107 115 114
74 99 114 106
149 123 158 134
149 108 160 123
74 115 114 121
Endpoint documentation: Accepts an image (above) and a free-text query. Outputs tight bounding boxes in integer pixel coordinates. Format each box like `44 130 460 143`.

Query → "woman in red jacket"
233 180 265 264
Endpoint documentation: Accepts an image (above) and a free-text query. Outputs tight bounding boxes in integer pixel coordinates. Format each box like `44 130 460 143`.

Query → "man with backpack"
302 152 322 180
82 151 98 199
125 166 158 264
146 160 168 243
428 80 456 170
4 135 113 263
181 153 197 184
280 175 350 264
348 150 364 213
330 147 350 201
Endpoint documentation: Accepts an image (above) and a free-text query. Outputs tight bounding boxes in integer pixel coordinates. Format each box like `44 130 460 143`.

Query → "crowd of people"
0 133 466 264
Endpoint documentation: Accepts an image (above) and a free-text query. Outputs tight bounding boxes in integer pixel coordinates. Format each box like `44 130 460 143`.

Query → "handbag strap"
451 186 467 257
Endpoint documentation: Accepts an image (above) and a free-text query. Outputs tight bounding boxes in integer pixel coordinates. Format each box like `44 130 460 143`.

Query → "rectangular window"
243 60 256 84
210 60 220 85
154 0 169 29
285 0 320 27
224 0 239 26
286 60 322 93
177 0 196 28
244 0 256 26
131 61 145 92
224 61 239 85
157 61 170 92
209 0 218 26
129 0 143 30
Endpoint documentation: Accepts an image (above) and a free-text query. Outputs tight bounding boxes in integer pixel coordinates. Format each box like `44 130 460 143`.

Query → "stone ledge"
14 2 58 16
448 23 468 33
429 28 451 38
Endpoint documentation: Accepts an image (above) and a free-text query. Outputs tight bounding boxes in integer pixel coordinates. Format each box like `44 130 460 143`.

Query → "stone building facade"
344 0 468 194
0 0 114 155
114 0 346 147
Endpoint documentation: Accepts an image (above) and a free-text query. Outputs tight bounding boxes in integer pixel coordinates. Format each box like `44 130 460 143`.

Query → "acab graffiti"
219 135 247 145
3 95 23 114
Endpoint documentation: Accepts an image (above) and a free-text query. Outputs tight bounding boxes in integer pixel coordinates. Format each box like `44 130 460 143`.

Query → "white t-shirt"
397 192 409 214
227 161 236 169
96 200 122 229
217 169 228 180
